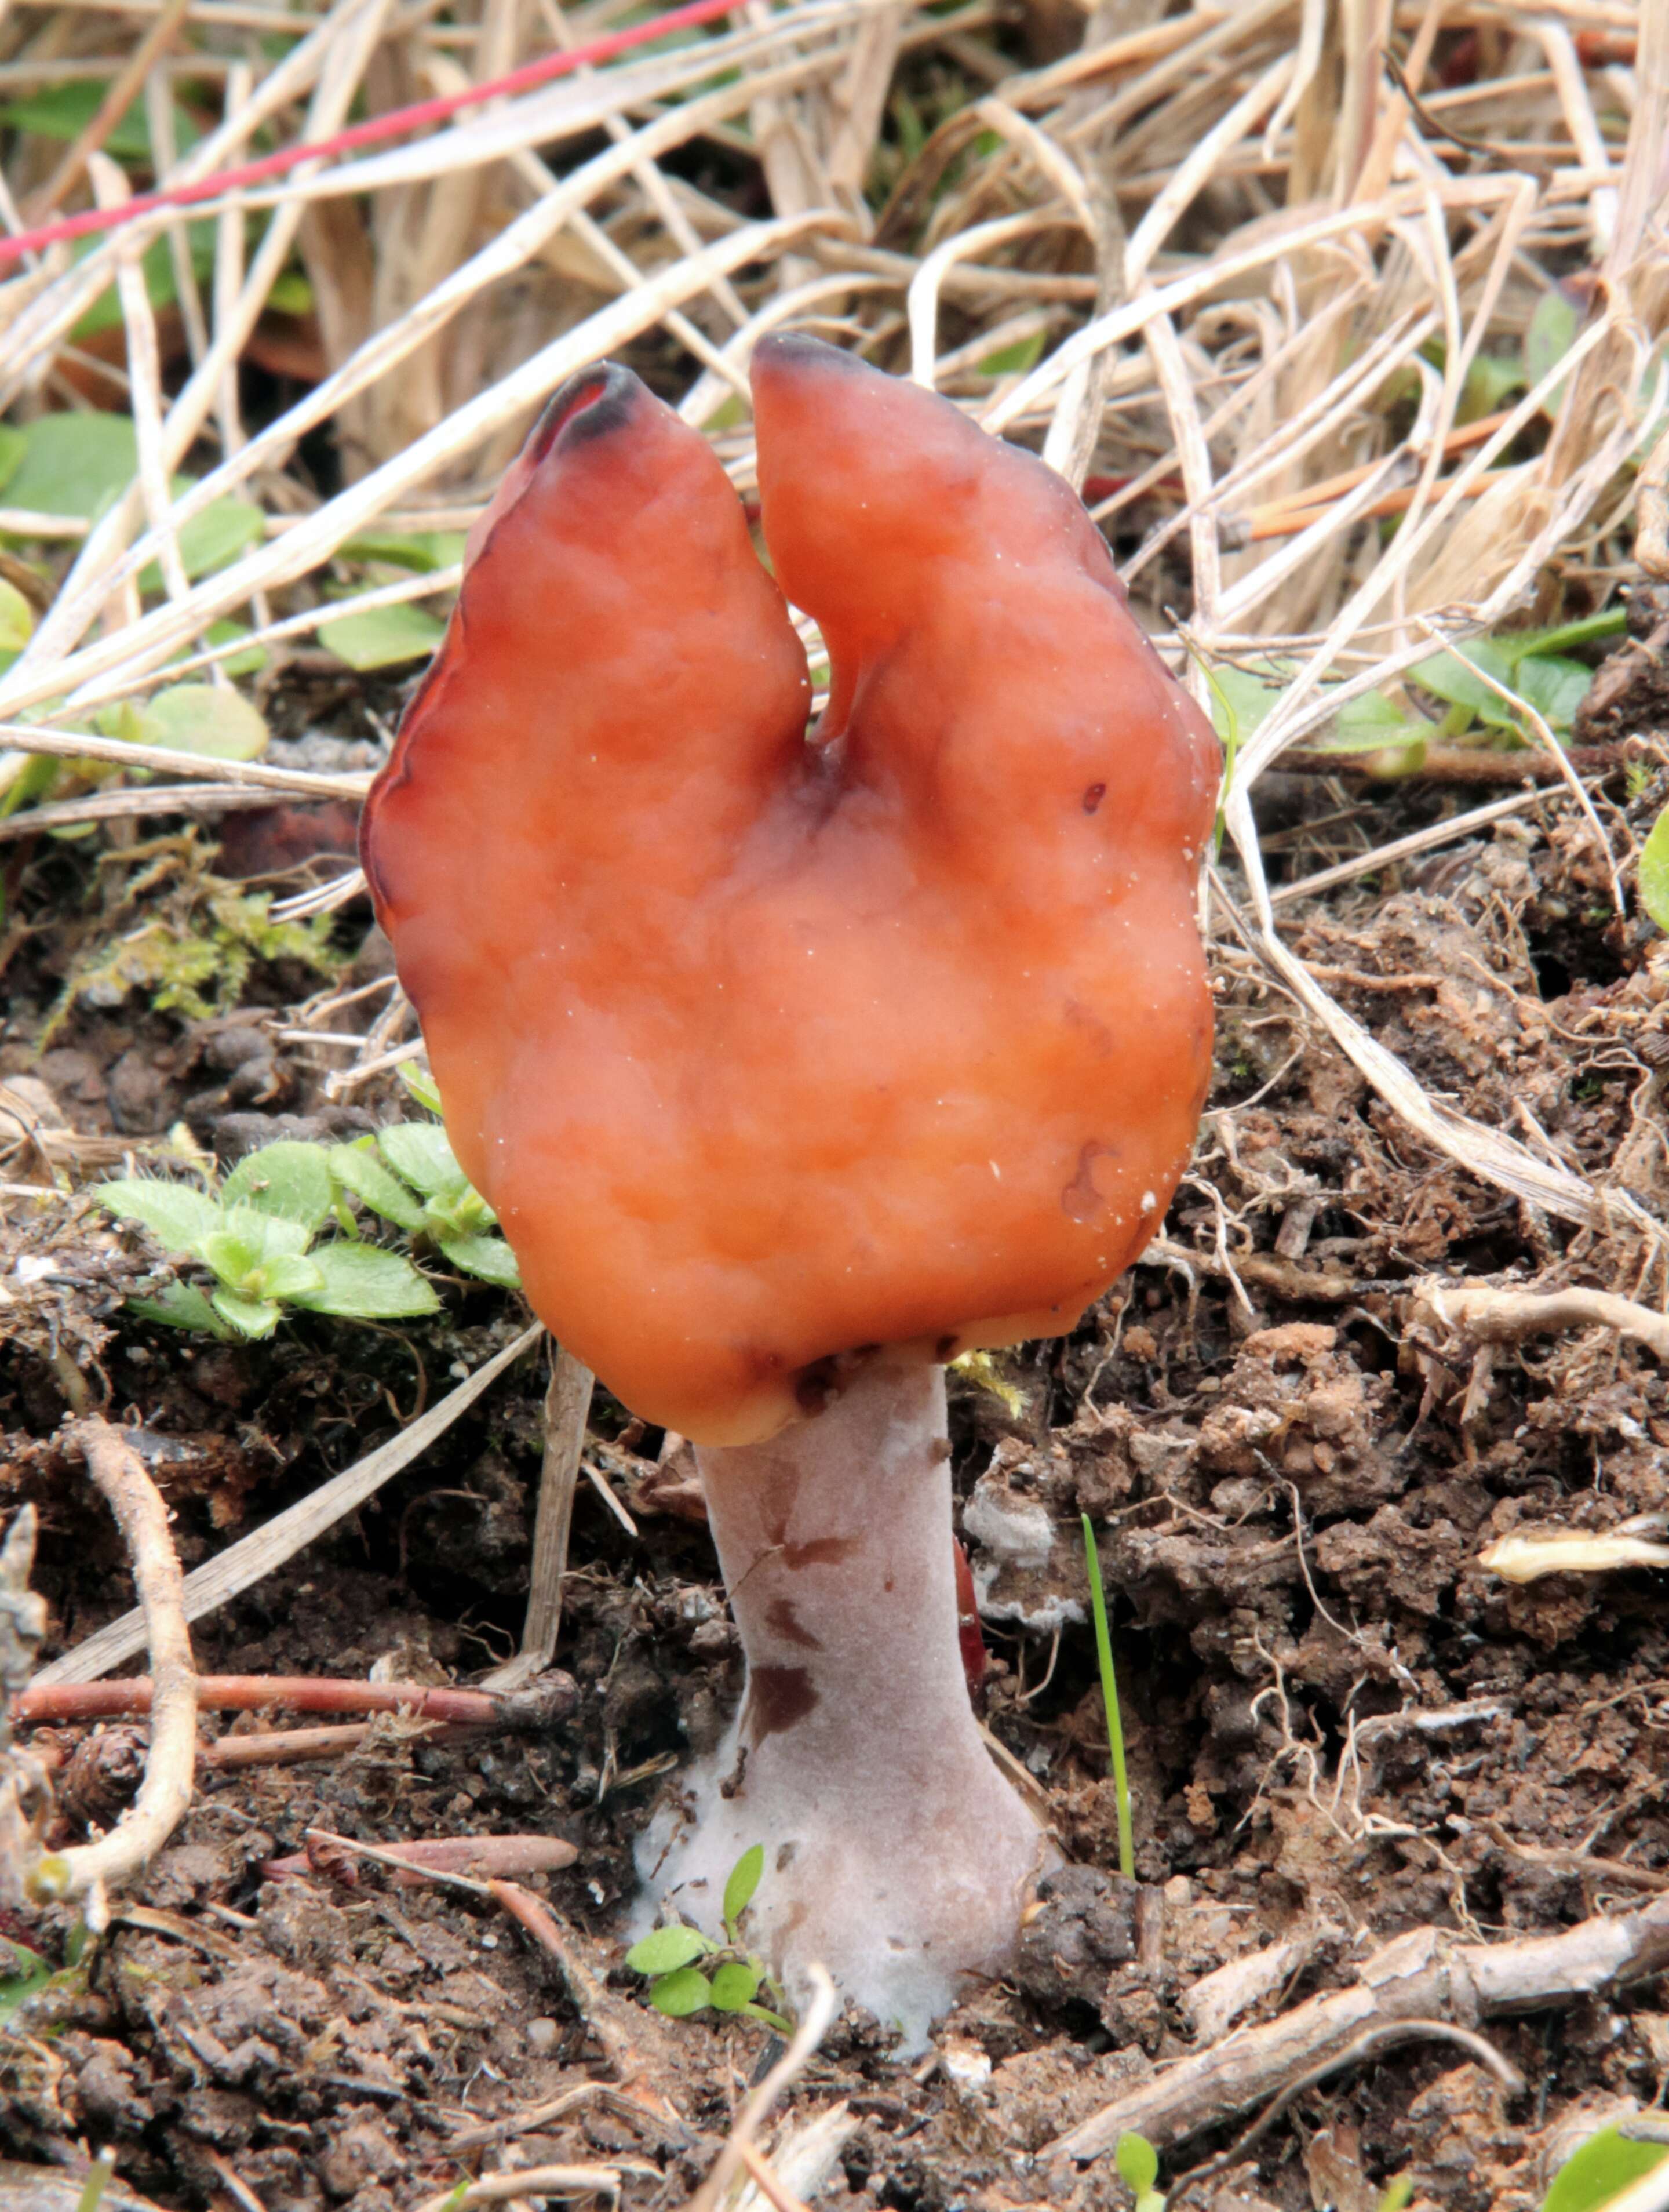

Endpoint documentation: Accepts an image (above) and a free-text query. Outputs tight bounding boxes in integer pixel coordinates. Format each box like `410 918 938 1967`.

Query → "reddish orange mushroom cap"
362 340 1219 1444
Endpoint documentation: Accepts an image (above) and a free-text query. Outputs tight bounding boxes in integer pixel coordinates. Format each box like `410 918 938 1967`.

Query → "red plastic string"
0 0 742 270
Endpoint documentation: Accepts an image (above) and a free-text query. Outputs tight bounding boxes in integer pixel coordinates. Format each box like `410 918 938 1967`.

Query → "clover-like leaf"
378 1121 469 1200
97 1176 223 1254
723 1843 764 1929
210 1289 283 1338
129 1283 232 1338
1542 2123 1669 2212
134 681 268 762
329 1141 428 1232
287 1243 440 1319
708 1962 762 2013
435 1232 519 1288
1116 2134 1160 2198
1515 652 1591 733
253 1253 326 1303
199 1229 261 1289
647 1967 712 2018
624 1924 713 1977
222 1141 334 1232
319 601 447 670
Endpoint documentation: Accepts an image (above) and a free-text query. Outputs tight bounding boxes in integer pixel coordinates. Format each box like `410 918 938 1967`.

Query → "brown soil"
5 635 1669 2212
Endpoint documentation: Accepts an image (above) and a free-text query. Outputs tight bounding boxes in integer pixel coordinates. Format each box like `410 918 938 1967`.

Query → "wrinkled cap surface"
362 337 1220 1443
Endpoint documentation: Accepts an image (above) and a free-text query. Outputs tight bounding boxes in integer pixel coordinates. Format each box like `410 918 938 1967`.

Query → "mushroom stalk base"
636 1358 1051 2053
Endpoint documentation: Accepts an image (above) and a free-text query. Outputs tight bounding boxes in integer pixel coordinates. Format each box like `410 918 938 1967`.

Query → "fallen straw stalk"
43 1420 197 1903
1047 1888 1669 2164
34 1324 542 1687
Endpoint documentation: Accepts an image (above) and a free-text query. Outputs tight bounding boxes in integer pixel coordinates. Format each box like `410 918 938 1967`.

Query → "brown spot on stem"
745 1665 818 1743
766 1597 822 1650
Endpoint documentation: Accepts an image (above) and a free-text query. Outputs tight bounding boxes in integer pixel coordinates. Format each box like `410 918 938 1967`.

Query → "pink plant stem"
15 1675 505 1726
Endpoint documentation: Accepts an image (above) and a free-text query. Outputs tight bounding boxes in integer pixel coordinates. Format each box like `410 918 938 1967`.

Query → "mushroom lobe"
362 339 1220 1443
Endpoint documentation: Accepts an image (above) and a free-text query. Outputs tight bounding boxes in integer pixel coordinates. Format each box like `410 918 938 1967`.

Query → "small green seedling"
100 1140 439 1339
1083 1513 1134 1882
624 1843 791 2031
75 2151 118 2212
97 1107 516 1340
1541 2119 1669 2212
1116 2131 1165 2212
329 1114 520 1290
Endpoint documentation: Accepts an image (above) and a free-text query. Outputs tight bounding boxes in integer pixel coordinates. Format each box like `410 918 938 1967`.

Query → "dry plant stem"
1280 743 1634 786
489 1877 681 2109
684 1964 840 2212
641 1360 1050 2050
736 2141 811 2212
50 1418 197 1902
1415 1280 1669 1362
17 1673 519 1725
0 785 349 842
1048 1890 1669 2164
483 1345 594 1691
410 2166 627 2212
34 1323 543 1686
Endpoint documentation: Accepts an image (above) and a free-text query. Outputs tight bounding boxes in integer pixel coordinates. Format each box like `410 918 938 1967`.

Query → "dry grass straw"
0 0 1661 1279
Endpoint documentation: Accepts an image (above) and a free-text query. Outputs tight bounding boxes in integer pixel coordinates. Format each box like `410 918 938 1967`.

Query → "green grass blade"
1082 1512 1133 1881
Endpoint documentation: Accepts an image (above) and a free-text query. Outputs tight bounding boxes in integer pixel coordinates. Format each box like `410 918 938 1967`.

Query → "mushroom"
362 336 1219 2047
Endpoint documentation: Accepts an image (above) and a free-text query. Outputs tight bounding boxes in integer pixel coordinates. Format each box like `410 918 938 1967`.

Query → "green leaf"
200 620 269 678
222 1206 311 1263
340 529 469 574
0 1936 57 2023
378 1121 468 1199
253 1252 326 1302
978 328 1047 377
287 1242 440 1319
1515 652 1591 732
1542 2124 1669 2212
210 1288 283 1338
741 2001 795 2030
266 268 314 315
199 1229 261 1288
142 497 264 591
625 1924 713 1976
723 1843 764 1928
97 1176 223 1253
319 601 447 670
1526 286 1581 401
222 1141 334 1231
1318 687 1431 754
708 1960 762 2013
1116 2133 1160 2198
648 1967 713 2018
6 412 140 521
129 1282 232 1337
1410 636 1521 726
0 424 25 500
435 1232 519 1288
329 1141 427 1232
1641 801 1669 932
399 1064 444 1116
0 578 34 652
0 81 199 161
1204 661 1289 743
132 682 268 762
1377 2181 1414 2212
1461 350 1524 419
